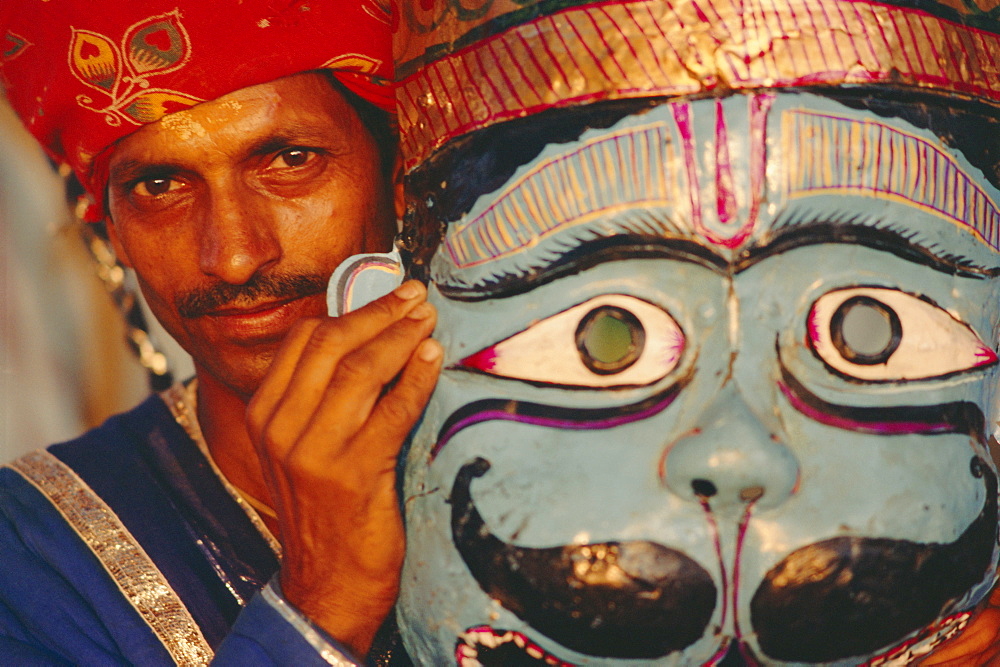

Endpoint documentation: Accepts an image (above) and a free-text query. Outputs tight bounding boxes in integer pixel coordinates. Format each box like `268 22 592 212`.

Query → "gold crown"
395 0 1000 170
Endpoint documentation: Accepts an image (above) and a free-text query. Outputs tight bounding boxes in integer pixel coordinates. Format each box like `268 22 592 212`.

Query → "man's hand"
246 280 442 658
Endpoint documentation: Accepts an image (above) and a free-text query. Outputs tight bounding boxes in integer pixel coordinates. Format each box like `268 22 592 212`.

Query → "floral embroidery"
69 9 202 127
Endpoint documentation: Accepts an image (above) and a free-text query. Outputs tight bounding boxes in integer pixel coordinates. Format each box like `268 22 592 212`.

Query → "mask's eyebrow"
437 214 1000 301
742 218 1000 278
438 120 684 272
783 109 1000 256
436 232 728 301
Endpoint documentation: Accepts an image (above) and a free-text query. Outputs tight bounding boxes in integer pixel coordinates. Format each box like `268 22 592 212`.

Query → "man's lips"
207 296 300 317
198 294 322 341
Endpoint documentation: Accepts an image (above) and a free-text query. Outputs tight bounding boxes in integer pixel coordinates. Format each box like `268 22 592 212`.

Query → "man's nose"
198 182 281 284
661 384 799 510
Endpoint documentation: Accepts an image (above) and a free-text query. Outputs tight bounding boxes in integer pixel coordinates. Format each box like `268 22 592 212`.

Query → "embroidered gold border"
398 0 1000 170
7 450 214 665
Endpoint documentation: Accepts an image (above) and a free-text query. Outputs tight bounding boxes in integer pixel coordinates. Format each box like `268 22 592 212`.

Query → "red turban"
1 0 393 218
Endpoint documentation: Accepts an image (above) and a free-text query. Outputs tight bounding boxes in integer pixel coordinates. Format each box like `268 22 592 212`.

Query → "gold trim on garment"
161 381 282 557
7 450 215 665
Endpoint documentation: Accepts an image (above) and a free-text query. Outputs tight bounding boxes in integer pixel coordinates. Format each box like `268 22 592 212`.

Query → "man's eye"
456 294 686 388
271 148 315 169
807 286 997 381
133 177 180 197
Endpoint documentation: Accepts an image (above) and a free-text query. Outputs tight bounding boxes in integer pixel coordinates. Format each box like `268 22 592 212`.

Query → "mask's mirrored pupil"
575 306 645 375
830 296 902 365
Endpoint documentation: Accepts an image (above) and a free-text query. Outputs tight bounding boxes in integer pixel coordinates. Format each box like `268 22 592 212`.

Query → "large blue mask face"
395 92 1000 665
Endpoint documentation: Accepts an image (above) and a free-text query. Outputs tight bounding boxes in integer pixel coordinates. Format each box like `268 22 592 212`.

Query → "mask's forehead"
430 93 1000 292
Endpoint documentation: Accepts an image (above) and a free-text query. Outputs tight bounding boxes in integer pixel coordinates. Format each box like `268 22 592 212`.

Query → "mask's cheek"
398 410 729 666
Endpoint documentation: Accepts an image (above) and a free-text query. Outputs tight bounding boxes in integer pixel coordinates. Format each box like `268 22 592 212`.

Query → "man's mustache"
450 457 718 660
176 272 329 318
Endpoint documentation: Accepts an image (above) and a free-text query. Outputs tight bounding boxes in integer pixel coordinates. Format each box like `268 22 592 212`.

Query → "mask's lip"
455 626 755 667
455 626 575 666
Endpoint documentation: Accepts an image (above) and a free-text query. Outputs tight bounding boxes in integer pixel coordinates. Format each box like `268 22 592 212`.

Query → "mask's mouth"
454 628 764 667
450 457 718 660
455 626 575 666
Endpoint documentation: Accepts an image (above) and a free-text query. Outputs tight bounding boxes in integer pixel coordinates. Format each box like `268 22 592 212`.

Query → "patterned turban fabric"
0 0 393 217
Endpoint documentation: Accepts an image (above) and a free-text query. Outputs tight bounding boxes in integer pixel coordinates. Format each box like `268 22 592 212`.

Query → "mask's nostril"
740 485 765 503
691 479 718 498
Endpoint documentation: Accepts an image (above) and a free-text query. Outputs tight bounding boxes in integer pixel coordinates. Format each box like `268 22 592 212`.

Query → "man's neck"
194 369 278 534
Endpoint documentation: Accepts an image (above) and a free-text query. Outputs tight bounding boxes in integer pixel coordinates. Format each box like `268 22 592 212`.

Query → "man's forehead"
431 93 1000 290
107 74 350 174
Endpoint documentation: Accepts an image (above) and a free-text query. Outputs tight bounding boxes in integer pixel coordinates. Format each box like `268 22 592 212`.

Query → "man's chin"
195 348 277 402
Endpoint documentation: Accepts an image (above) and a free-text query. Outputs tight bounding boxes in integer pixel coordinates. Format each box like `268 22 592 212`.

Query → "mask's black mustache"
450 457 717 659
176 273 328 318
751 456 998 663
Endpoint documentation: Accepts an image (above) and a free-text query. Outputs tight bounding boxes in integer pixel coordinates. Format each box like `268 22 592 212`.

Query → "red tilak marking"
678 93 772 249
715 99 737 225
748 92 774 233
673 102 703 234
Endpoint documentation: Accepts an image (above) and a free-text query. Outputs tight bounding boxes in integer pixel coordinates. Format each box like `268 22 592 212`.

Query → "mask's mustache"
450 457 717 659
450 456 997 664
176 273 328 318
752 456 998 663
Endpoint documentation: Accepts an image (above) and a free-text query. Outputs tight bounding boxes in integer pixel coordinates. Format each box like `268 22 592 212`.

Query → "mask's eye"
456 295 685 388
807 287 997 381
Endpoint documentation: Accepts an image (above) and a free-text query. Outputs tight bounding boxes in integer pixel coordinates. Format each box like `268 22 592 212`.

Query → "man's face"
398 93 1000 664
106 73 394 398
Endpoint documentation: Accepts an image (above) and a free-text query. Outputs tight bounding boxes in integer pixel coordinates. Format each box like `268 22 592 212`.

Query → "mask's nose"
661 385 799 510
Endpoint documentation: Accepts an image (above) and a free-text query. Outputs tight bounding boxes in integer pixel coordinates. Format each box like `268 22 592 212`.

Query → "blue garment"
0 389 364 665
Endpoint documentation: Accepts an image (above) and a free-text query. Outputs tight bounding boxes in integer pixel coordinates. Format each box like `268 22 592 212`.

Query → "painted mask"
380 0 1000 663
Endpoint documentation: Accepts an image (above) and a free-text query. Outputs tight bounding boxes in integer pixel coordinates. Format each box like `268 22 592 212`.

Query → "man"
0 1 431 663
380 0 1000 664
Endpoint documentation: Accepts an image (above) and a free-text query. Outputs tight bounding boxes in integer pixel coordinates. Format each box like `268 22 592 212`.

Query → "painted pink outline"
778 381 954 435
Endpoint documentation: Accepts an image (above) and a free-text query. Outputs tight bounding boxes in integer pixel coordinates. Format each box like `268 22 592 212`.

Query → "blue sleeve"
0 467 172 665
1 463 362 666
214 579 362 666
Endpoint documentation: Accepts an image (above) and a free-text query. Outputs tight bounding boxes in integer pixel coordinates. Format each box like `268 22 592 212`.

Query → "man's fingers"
354 337 444 463
295 303 438 451
291 338 442 496
247 280 429 455
246 318 322 437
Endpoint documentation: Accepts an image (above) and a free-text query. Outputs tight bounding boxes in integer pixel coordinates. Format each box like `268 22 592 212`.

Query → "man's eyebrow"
244 123 349 157
245 132 327 158
108 124 347 185
436 234 728 301
108 159 185 186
